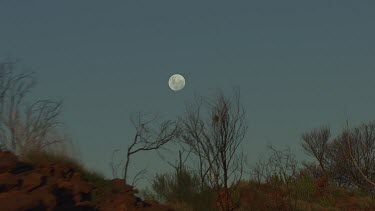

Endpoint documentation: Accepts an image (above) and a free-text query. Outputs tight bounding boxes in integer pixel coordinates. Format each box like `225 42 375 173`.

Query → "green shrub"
268 175 285 188
352 197 373 209
330 187 346 198
230 180 268 210
319 195 335 207
292 173 315 201
145 167 215 211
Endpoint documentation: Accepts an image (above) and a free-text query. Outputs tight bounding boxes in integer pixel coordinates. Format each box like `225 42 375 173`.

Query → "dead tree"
0 59 62 153
180 91 247 211
21 100 62 152
167 149 192 175
123 112 179 184
251 145 299 209
302 122 375 193
344 121 375 190
301 126 330 175
0 59 35 151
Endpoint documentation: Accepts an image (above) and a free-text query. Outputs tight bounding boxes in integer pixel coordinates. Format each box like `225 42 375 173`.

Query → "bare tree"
301 126 330 174
251 145 299 209
0 58 62 154
344 121 375 190
21 100 62 150
167 149 192 175
265 145 298 187
302 122 375 193
180 91 247 211
251 146 298 188
0 59 35 151
123 112 179 184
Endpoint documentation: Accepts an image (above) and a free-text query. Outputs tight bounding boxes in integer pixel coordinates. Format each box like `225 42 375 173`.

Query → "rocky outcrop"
96 179 173 211
0 150 172 211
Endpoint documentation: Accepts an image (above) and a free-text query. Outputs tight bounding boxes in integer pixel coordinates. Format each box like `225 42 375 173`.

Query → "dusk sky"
1 1 374 187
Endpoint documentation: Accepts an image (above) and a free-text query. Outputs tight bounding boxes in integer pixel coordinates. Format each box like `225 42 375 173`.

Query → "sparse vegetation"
0 58 62 154
302 122 375 194
179 90 246 211
140 121 375 210
145 166 215 211
20 139 110 188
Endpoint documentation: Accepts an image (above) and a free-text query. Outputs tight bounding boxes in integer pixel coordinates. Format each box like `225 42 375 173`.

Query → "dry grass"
20 144 79 167
18 140 111 193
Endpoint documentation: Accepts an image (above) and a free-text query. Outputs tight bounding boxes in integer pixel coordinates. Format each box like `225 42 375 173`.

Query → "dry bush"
293 170 316 201
0 58 62 154
301 126 330 175
120 112 180 185
145 166 215 211
180 90 246 211
302 122 375 194
19 132 77 166
250 145 300 209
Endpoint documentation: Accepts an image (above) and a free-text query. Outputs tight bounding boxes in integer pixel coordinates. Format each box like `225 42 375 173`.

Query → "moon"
168 74 185 91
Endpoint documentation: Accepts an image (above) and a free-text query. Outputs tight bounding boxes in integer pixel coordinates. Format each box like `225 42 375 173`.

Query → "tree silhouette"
180 90 247 211
0 58 62 153
123 112 180 185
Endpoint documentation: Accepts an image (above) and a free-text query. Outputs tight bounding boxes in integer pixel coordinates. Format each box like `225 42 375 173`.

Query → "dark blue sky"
1 1 374 186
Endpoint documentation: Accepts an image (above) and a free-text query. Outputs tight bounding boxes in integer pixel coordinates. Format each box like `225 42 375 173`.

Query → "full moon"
168 74 185 91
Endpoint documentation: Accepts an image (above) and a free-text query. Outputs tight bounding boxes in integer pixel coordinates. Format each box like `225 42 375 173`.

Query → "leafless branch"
301 126 330 174
180 90 247 211
123 112 180 184
0 59 62 154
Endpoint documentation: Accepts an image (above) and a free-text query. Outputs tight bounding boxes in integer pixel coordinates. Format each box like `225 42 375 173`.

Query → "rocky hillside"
0 150 172 211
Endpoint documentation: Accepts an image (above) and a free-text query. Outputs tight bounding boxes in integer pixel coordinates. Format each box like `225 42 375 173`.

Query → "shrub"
19 144 80 168
144 166 215 210
292 173 315 201
319 195 335 207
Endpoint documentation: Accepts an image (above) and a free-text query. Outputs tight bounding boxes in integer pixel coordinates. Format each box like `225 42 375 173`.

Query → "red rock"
70 172 94 193
0 172 19 192
73 193 82 203
0 191 43 211
57 180 73 189
0 151 172 211
76 201 95 208
112 178 135 193
21 172 44 190
0 151 18 173
31 186 57 211
70 171 81 182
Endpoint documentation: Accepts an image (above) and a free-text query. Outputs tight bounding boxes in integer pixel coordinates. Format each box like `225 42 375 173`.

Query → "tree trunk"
124 147 131 184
